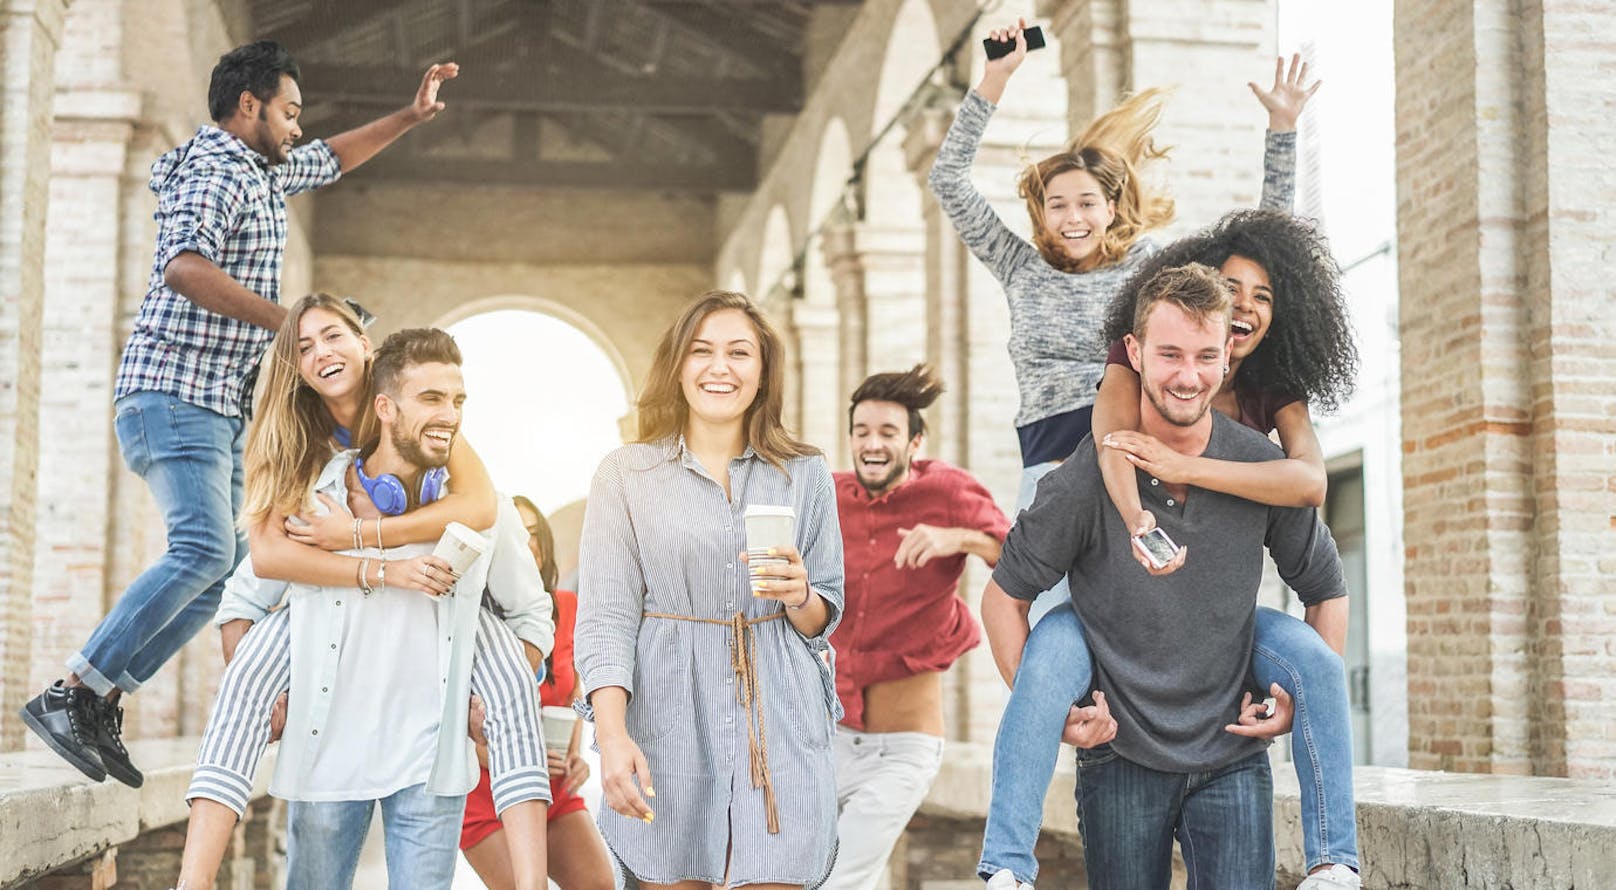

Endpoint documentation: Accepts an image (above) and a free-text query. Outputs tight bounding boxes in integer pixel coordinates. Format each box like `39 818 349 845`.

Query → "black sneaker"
89 695 144 788
19 681 107 782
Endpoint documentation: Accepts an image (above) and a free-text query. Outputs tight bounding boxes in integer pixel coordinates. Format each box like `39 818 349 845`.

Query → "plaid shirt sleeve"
278 139 343 196
154 160 249 272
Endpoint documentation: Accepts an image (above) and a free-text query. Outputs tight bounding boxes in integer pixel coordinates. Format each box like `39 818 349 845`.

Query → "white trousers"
823 727 946 890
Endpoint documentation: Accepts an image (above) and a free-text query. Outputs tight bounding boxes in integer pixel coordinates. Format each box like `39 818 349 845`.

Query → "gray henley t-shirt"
992 412 1347 774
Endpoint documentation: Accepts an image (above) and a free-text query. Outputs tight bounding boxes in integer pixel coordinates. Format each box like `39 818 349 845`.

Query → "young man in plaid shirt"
20 40 459 787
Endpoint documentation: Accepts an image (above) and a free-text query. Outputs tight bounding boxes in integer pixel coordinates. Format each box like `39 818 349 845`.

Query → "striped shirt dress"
576 440 846 887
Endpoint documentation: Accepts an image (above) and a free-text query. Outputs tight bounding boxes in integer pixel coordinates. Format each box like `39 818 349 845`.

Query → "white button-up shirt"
216 450 554 800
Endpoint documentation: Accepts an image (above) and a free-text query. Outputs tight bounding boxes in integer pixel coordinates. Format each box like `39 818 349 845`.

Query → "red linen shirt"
831 459 1011 729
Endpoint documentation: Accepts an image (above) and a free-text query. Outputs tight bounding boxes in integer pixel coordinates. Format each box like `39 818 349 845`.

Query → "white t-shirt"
298 581 442 799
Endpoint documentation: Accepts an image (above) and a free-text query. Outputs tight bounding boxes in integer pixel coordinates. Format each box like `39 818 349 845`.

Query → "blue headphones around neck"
355 455 446 516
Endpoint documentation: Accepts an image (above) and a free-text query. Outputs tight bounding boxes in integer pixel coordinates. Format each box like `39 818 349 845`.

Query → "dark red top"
540 589 577 708
1104 340 1299 433
831 459 1011 730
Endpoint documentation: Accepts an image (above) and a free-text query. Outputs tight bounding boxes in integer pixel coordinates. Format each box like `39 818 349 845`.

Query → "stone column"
1041 0 1276 236
1394 0 1616 778
857 135 929 377
903 101 965 466
821 218 865 471
0 0 70 751
30 84 141 706
790 297 842 461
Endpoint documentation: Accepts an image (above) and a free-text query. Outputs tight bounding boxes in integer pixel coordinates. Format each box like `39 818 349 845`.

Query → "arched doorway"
436 299 635 583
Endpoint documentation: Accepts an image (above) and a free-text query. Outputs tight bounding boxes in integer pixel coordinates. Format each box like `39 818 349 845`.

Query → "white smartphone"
1131 527 1181 569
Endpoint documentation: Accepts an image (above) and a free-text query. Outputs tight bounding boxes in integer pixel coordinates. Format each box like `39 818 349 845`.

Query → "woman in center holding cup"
576 290 845 889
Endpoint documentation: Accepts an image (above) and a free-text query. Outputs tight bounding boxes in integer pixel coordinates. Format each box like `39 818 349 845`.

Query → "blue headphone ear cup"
369 474 408 516
420 467 446 506
356 456 409 516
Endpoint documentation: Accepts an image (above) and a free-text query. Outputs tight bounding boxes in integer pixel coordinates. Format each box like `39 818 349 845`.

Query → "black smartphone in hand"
984 25 1046 60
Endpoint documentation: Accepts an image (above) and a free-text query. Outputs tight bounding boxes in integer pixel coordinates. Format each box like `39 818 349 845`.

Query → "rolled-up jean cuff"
491 767 553 816
187 765 253 817
65 653 126 697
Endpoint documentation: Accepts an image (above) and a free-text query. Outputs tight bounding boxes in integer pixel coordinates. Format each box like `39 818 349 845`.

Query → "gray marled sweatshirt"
927 90 1297 430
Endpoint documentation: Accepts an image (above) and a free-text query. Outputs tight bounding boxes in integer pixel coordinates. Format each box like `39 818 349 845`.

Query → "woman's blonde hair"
1019 87 1177 272
241 293 370 527
635 290 819 472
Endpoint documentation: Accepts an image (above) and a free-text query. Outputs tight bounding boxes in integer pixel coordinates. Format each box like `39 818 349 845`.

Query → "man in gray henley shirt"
981 263 1348 888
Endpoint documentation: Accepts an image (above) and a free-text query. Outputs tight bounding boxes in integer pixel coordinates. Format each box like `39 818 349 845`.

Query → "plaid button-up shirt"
114 126 342 417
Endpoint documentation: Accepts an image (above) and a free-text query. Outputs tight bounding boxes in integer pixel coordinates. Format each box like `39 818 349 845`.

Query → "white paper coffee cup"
541 705 578 753
432 521 488 576
744 505 795 563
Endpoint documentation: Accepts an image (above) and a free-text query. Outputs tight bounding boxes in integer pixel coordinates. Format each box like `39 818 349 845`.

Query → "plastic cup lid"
744 504 795 518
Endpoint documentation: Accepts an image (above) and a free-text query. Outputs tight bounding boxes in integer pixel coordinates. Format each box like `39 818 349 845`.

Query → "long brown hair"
241 293 369 526
1019 87 1177 272
635 290 819 472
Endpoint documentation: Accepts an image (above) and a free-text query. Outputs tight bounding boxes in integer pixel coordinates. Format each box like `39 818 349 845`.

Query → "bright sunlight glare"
447 309 630 517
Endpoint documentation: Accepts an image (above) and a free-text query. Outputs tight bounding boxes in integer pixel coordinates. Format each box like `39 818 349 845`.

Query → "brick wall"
1393 0 1616 777
1514 0 1616 778
0 0 69 752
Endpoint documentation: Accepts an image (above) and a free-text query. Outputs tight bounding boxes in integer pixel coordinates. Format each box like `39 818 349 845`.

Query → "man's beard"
1143 380 1211 428
391 422 449 472
857 453 909 496
254 108 287 165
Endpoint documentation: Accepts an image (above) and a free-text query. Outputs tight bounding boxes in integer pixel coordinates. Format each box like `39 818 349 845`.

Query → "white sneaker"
985 868 1034 890
1297 864 1361 889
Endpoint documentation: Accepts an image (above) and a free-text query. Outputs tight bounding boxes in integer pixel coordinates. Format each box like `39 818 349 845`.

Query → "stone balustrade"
897 741 1616 889
0 738 280 889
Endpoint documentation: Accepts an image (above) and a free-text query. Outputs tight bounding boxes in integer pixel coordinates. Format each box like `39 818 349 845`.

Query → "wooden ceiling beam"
301 61 801 114
341 155 756 191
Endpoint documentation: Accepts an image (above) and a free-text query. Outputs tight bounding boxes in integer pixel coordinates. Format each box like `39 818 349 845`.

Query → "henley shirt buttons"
329 643 336 650
1167 499 1176 506
335 599 341 606
1151 478 1160 486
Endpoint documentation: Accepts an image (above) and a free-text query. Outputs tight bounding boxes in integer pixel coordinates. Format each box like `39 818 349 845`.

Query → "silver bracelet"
358 556 373 596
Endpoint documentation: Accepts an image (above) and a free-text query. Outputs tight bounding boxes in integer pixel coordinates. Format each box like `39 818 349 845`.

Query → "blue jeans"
1016 461 1071 626
1075 746 1274 889
286 784 466 890
67 391 246 694
977 606 1358 883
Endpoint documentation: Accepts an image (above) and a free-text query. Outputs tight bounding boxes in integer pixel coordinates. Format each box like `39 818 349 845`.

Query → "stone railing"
894 741 1616 889
0 738 280 889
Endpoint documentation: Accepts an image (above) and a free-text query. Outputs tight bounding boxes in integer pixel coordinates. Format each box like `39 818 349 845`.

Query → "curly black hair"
1100 209 1359 413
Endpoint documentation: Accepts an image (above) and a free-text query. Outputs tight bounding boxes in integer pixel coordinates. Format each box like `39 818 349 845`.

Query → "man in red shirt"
825 365 1011 890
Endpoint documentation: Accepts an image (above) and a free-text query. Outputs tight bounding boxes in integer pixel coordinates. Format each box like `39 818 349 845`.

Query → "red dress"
460 590 589 850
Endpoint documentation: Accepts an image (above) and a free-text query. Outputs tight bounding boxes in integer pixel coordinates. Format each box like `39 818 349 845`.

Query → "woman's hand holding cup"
742 545 812 609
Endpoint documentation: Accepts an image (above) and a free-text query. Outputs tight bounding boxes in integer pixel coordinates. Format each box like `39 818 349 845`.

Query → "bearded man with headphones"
177 328 555 890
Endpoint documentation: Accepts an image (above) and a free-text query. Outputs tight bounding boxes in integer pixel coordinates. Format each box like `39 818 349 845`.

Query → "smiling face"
849 399 920 496
377 361 464 471
1127 301 1231 429
296 306 369 406
1041 168 1116 267
1221 254 1274 363
679 308 762 429
245 73 302 165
